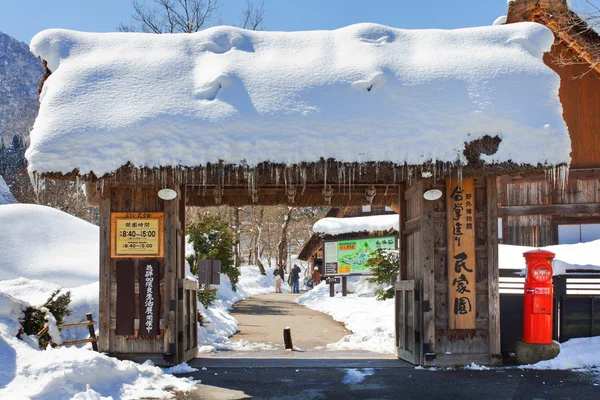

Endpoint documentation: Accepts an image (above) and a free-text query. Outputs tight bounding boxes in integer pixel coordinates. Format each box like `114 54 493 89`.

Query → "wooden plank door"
396 280 421 364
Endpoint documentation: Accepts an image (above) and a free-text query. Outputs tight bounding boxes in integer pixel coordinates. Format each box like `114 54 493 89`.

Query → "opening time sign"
111 212 164 258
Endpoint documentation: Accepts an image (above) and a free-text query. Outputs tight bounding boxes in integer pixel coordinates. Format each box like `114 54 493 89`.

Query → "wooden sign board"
447 178 476 329
111 212 164 258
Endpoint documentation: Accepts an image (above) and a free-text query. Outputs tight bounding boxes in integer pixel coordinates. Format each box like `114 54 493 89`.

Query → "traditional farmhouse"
27 22 569 365
500 0 600 246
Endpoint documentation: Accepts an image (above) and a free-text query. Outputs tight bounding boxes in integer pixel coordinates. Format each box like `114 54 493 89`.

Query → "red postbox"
522 249 555 344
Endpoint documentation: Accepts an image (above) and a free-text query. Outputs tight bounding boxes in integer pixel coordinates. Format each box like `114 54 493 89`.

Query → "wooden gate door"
395 182 425 364
396 280 420 364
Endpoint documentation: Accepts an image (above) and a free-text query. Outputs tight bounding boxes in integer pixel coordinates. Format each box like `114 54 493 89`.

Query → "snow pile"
525 336 600 370
296 276 394 354
499 240 600 275
341 368 375 384
0 287 196 399
0 175 16 204
313 214 398 236
0 204 99 286
28 22 569 176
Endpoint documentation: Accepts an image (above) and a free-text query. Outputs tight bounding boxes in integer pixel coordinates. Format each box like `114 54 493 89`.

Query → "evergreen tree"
366 249 400 301
187 215 238 290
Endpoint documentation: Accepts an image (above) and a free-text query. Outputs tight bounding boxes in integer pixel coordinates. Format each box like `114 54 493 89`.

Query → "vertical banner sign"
139 260 160 336
447 177 476 329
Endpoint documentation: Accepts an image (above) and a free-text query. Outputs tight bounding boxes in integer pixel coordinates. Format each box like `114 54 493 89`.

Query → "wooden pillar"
163 185 180 363
98 187 111 353
487 177 501 358
421 182 435 355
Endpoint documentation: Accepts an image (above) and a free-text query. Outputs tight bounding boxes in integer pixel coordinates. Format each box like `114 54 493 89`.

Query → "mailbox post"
515 249 560 365
523 249 554 344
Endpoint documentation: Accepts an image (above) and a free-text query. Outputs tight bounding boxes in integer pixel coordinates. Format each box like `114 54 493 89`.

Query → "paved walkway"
226 292 351 351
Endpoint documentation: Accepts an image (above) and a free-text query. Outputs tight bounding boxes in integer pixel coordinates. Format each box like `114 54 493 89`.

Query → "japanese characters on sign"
110 212 164 258
447 178 476 329
139 260 160 336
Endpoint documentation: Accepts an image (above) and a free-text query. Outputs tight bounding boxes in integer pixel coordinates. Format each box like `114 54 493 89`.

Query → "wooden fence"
38 312 99 351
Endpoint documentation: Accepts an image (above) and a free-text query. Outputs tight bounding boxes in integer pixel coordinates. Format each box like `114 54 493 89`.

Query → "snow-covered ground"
297 277 395 354
1 201 599 400
0 204 198 399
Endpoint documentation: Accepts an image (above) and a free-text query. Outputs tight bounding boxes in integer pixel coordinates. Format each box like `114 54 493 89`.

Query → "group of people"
273 263 322 294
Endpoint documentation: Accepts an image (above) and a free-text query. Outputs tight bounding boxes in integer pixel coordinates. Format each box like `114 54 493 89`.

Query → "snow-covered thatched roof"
313 214 399 236
27 23 570 178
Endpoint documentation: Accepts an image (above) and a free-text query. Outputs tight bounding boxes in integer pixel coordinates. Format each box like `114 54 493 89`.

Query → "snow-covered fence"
37 312 99 351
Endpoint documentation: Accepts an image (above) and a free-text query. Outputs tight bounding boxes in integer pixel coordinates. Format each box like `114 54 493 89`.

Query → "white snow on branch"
27 22 569 176
313 214 399 236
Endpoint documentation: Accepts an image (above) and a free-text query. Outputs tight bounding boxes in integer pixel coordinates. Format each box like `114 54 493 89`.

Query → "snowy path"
228 293 350 351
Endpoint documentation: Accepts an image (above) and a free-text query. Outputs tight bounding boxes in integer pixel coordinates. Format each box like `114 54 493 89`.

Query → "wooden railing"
37 312 99 351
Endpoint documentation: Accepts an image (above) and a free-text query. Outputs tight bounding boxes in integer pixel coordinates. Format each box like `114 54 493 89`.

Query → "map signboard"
322 236 396 275
111 212 164 258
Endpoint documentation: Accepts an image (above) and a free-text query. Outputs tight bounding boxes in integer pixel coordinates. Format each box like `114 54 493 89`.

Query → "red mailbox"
522 249 555 344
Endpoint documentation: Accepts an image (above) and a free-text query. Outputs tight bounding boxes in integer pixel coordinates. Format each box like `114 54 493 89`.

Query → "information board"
322 236 396 275
111 212 164 258
447 178 476 330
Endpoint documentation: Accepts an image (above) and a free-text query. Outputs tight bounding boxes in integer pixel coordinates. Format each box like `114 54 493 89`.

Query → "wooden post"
98 190 111 353
329 281 335 297
342 276 347 296
487 177 501 356
422 185 435 354
87 313 99 352
283 327 293 350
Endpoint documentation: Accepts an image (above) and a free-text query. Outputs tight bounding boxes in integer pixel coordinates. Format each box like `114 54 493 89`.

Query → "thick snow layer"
0 286 196 399
499 240 600 275
0 204 99 286
524 336 600 370
27 23 569 176
297 276 395 354
313 214 398 236
0 175 16 204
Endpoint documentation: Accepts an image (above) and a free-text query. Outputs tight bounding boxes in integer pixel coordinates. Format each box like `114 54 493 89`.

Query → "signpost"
110 212 164 258
198 260 221 290
447 178 476 329
322 236 396 275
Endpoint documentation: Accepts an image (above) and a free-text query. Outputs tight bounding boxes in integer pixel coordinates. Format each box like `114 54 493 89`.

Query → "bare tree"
120 0 266 33
240 0 265 30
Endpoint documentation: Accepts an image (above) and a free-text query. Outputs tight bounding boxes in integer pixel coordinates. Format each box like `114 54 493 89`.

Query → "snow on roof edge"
313 214 399 236
27 22 571 177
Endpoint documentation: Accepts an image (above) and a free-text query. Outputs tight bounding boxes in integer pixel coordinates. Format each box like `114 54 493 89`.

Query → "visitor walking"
292 264 301 294
274 264 283 293
311 266 322 288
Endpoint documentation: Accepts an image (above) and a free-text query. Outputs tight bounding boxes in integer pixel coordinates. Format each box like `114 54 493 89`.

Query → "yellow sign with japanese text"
111 212 164 258
447 178 476 329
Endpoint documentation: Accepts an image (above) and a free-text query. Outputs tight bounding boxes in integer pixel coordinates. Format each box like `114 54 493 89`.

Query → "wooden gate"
395 280 421 364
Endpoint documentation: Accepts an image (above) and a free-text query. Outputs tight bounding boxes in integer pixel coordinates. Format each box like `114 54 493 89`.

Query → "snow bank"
0 174 16 204
28 22 569 176
297 276 394 354
313 214 398 236
525 336 600 370
499 240 600 275
0 288 196 399
0 204 99 286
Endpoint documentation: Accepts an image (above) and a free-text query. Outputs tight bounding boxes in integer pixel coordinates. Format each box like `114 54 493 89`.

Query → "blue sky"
1 0 508 44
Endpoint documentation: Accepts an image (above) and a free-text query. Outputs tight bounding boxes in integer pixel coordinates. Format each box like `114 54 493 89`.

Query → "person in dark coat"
291 264 301 293
274 264 283 293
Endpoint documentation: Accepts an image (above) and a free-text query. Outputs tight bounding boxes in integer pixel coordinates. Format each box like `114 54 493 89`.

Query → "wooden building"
501 0 600 247
26 23 570 366
298 206 397 273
